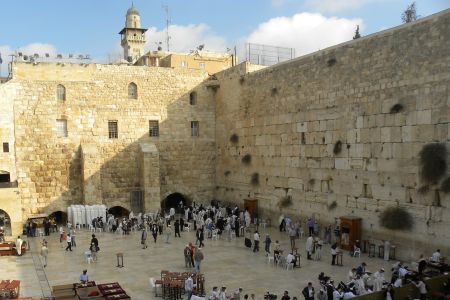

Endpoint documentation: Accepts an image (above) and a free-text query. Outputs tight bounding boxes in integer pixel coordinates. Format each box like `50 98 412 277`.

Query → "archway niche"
0 209 12 237
161 193 190 213
49 211 68 225
108 206 130 218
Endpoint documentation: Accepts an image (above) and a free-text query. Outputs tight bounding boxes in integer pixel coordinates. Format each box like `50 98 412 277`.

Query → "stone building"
0 6 449 260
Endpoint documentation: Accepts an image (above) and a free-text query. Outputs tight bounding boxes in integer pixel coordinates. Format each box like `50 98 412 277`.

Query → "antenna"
162 4 171 51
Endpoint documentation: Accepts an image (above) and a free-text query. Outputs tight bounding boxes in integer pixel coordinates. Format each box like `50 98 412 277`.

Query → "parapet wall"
214 10 450 260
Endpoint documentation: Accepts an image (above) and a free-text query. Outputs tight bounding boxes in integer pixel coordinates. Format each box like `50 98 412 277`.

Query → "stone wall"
0 81 17 181
214 10 450 260
9 63 216 217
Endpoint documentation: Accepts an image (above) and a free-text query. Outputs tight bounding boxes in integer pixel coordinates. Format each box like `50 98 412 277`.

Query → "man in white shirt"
431 249 441 262
412 279 427 300
398 265 409 278
185 275 196 300
343 290 355 299
219 287 228 300
253 231 260 252
372 268 385 292
332 289 343 300
209 287 219 300
15 236 23 256
286 252 296 267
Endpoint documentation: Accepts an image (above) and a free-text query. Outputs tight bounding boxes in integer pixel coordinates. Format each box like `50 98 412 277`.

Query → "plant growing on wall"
224 170 231 177
441 177 450 194
242 154 252 165
230 133 239 144
251 173 259 186
390 103 404 114
419 143 447 184
277 195 293 209
328 201 338 211
379 206 413 231
327 58 337 67
333 141 342 155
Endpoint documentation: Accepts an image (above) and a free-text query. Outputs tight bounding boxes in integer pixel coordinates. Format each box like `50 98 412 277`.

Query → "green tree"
402 2 418 23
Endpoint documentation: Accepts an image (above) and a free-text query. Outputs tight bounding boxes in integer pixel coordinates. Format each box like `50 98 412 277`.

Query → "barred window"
128 82 138 99
57 84 66 101
56 119 68 137
189 92 197 105
149 120 159 137
108 120 118 139
191 121 199 137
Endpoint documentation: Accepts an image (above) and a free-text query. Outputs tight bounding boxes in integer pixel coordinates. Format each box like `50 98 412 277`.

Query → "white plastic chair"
184 223 191 232
89 224 95 232
75 224 81 230
286 262 294 270
353 247 361 258
149 277 162 297
212 229 219 241
84 251 93 264
230 231 236 239
267 255 274 265
96 227 103 233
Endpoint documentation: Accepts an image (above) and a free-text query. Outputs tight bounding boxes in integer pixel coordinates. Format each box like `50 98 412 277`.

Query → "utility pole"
162 5 171 51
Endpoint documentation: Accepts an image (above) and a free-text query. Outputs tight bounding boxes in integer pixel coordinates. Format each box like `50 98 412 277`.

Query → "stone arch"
108 206 130 218
128 82 138 99
0 170 10 183
0 209 12 236
48 211 68 225
161 193 192 213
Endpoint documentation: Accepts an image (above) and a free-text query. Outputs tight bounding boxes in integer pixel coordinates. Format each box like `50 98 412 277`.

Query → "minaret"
119 4 147 63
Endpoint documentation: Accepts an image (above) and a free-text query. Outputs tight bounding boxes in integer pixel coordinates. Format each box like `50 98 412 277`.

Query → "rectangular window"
2 142 9 153
199 62 205 69
108 120 118 139
191 121 199 137
56 119 68 137
149 120 159 137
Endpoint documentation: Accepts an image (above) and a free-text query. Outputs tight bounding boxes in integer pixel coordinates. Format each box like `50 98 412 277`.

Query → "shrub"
390 103 404 114
441 177 450 193
230 133 239 144
379 206 413 230
278 195 293 208
242 154 252 165
333 141 342 155
251 173 259 186
327 58 337 67
419 143 448 184
328 201 337 211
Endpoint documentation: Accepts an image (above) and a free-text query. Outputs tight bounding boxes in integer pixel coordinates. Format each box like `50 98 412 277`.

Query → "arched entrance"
0 209 12 237
161 193 190 213
108 206 130 218
49 211 68 225
0 171 10 188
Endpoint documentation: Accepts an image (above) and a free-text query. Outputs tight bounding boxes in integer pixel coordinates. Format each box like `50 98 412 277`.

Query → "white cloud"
244 12 363 58
304 0 374 13
145 24 228 53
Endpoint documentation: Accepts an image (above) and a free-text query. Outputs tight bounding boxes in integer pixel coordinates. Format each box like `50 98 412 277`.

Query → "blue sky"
0 0 448 74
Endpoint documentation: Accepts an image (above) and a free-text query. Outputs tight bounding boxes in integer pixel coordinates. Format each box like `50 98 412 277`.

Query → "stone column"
139 143 160 211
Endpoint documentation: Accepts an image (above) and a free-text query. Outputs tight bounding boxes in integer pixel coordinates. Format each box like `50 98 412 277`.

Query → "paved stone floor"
1 225 398 299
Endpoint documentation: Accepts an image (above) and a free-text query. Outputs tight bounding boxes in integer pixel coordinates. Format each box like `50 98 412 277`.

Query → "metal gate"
130 190 144 213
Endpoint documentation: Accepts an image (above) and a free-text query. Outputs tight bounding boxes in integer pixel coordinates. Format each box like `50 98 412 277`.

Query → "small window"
199 62 205 69
191 121 199 137
149 120 159 137
108 120 118 139
56 119 68 137
128 82 138 99
180 60 188 68
57 84 66 101
189 92 197 105
3 143 9 153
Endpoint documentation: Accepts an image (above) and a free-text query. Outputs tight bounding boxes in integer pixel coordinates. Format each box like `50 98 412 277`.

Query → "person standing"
90 234 99 250
15 236 23 256
151 223 158 243
184 245 193 268
41 242 48 267
383 240 391 261
289 226 297 251
141 228 148 249
70 227 77 247
331 243 338 265
302 282 315 300
194 247 204 273
253 231 260 252
165 225 172 244
264 234 272 256
196 228 204 248
306 235 314 260
65 233 72 251
185 274 195 300
412 279 427 300
174 219 181 238
89 242 98 261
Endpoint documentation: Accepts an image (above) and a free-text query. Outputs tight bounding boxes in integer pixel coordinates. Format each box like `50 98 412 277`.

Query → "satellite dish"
45 53 50 58
23 55 28 61
18 52 23 57
57 54 63 59
157 46 162 51
34 53 39 58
